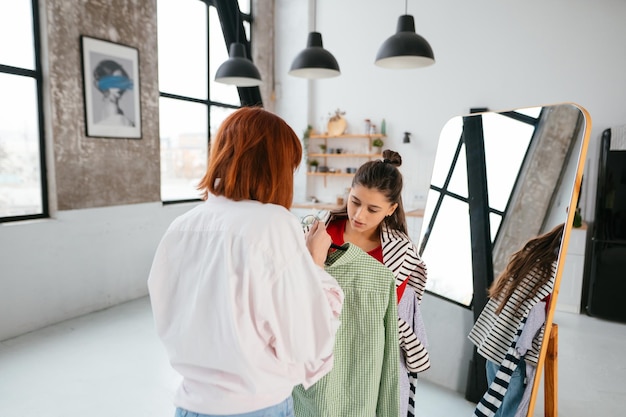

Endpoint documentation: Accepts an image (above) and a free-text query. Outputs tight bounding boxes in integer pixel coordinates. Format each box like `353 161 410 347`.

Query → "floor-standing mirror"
417 103 591 416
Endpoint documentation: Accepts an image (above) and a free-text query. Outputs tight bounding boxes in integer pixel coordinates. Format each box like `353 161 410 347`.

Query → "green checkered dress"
293 243 400 417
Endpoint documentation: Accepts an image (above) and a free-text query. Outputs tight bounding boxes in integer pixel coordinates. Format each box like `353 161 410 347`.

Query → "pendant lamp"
288 0 340 79
215 43 262 86
215 10 262 87
375 1 435 69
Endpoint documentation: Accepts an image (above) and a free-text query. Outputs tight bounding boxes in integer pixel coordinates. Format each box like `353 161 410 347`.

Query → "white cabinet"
556 224 588 314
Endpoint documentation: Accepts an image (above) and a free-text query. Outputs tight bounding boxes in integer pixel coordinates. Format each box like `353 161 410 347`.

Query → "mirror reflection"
416 103 589 417
419 104 585 306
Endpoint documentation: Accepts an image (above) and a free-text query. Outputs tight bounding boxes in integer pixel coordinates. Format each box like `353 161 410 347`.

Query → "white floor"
0 296 624 416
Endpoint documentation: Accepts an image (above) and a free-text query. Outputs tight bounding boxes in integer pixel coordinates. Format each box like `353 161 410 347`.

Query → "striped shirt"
293 243 400 417
468 261 556 367
380 225 428 303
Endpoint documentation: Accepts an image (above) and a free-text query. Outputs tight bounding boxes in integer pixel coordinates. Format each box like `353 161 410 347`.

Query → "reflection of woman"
303 150 429 417
468 223 564 417
148 107 344 417
92 59 135 126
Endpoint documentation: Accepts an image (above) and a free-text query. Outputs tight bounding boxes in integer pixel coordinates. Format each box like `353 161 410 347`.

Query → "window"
419 108 540 306
0 0 47 222
157 0 258 202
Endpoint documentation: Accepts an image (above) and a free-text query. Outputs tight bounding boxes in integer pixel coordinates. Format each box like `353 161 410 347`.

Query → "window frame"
158 0 261 204
0 0 48 223
418 108 541 308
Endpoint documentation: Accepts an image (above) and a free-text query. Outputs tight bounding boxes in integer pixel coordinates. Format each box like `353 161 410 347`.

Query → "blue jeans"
174 396 294 417
486 360 526 417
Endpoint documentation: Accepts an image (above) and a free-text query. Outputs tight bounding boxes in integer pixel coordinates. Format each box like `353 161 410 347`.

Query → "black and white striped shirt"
468 261 556 367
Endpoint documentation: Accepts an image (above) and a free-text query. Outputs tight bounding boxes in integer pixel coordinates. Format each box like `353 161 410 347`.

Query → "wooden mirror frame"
526 103 591 416
417 102 592 416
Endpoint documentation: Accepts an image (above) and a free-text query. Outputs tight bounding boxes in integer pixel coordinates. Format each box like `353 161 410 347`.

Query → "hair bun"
381 149 402 167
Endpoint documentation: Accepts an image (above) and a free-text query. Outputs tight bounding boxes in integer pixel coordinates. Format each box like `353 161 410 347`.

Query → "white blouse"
148 195 343 414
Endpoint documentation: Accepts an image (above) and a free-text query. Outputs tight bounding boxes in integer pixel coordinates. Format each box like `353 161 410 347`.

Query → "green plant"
573 207 582 228
319 144 327 152
303 124 313 139
308 159 319 166
372 138 384 148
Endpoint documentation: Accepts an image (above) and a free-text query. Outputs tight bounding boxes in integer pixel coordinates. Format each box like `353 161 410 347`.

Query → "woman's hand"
305 220 332 267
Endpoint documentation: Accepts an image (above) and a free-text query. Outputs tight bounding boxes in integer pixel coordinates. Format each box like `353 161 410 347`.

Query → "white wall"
0 202 197 341
274 0 626 393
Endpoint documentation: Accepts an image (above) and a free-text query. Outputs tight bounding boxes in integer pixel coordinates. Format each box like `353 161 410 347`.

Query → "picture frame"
80 35 141 139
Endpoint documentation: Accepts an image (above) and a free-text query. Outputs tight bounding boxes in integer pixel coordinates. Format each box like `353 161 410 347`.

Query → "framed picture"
80 36 141 138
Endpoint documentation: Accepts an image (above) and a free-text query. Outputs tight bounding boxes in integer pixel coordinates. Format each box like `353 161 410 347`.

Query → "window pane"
157 0 207 99
243 20 251 42
0 74 42 217
418 188 439 248
210 105 237 137
516 106 541 118
0 2 35 69
209 7 240 106
447 143 468 198
159 97 208 201
430 117 461 188
421 195 473 306
490 212 503 242
483 113 533 211
238 0 250 15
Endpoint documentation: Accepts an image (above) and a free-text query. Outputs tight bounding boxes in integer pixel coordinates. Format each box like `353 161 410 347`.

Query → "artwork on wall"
80 35 141 139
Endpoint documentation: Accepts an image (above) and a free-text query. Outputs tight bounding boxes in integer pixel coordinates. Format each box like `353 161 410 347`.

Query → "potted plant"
372 138 384 154
319 144 327 153
308 159 319 173
303 124 313 139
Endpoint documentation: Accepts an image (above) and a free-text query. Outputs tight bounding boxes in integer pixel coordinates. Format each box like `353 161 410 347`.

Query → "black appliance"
587 128 626 322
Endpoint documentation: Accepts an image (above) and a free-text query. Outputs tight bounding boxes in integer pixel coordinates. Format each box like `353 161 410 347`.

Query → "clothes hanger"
301 214 347 251
330 242 347 251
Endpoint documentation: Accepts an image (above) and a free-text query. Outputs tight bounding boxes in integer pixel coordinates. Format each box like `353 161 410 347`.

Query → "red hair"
197 107 302 209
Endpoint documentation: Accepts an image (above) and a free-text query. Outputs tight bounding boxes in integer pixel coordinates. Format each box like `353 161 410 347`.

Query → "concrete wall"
45 0 160 210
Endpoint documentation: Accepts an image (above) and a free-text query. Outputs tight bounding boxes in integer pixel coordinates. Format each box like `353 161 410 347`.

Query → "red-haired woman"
148 107 344 417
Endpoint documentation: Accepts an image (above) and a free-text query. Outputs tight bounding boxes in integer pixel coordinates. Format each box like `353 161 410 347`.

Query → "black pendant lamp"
289 0 340 79
215 43 262 86
375 0 435 69
215 10 262 87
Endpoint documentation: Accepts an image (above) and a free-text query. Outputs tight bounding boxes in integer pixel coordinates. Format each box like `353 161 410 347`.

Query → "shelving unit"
306 133 385 186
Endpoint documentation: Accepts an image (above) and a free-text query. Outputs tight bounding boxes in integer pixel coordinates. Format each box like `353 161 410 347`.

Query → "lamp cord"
405 0 408 14
313 0 317 31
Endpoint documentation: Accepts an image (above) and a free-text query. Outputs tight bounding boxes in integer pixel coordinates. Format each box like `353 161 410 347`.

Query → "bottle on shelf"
364 119 371 134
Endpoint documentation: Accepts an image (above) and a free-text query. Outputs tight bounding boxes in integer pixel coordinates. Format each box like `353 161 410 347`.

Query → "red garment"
542 294 551 315
327 218 383 262
327 218 408 301
396 276 409 302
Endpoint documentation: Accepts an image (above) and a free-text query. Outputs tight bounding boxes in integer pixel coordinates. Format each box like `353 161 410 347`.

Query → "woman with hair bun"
294 150 430 417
